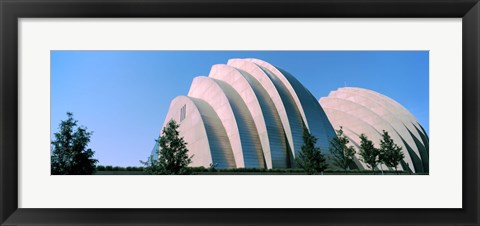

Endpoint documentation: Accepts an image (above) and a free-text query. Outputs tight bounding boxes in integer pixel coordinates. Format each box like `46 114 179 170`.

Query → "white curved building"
319 87 429 173
156 59 429 173
157 58 336 169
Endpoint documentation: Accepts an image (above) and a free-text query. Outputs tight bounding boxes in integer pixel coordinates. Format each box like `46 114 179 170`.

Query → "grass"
95 170 147 175
94 166 427 175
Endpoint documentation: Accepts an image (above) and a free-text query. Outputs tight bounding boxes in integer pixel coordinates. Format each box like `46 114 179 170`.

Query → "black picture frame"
1 0 479 225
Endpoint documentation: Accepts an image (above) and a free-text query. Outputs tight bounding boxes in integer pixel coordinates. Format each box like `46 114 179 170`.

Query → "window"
180 104 186 122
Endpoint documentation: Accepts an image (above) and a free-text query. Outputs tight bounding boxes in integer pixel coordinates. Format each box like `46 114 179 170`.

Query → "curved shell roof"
245 59 336 153
209 64 289 168
188 76 265 168
161 58 337 169
159 96 236 168
319 87 429 173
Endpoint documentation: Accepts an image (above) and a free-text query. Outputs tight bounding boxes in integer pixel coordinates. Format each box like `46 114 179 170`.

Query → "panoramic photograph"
50 51 429 175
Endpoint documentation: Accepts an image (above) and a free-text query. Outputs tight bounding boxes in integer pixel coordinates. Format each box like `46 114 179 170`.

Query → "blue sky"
51 51 429 167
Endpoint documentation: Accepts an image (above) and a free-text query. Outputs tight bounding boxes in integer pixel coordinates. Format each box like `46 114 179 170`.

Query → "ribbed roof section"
319 87 429 173
162 58 337 169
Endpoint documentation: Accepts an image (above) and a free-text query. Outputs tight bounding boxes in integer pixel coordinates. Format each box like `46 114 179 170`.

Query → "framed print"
1 0 479 225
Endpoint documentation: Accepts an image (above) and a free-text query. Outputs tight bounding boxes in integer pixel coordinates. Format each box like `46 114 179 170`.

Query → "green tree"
296 127 328 175
329 126 356 174
358 134 380 175
141 119 193 175
51 112 98 175
379 130 404 174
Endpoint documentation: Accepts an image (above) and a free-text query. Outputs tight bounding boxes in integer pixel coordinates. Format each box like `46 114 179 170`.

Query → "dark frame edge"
1 0 19 225
466 3 480 226
1 0 479 225
463 2 480 226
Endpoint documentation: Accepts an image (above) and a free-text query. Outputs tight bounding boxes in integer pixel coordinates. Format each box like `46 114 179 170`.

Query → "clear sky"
51 51 429 167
